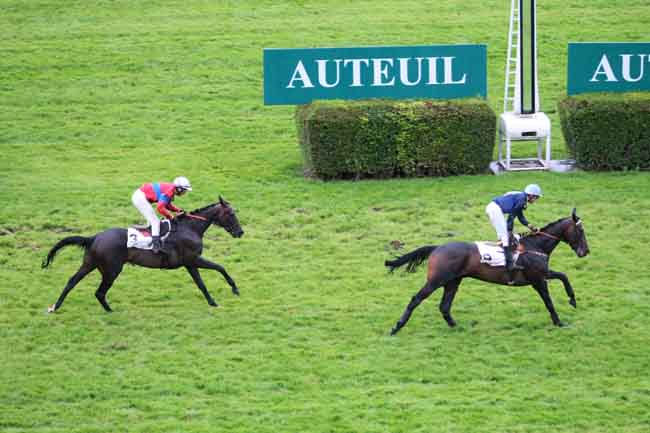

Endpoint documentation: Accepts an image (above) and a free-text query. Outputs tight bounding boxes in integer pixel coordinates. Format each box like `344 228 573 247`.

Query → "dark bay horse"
42 196 243 313
386 208 589 334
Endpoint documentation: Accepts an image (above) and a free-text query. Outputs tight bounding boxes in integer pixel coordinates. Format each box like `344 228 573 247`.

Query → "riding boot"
152 236 162 254
504 245 523 283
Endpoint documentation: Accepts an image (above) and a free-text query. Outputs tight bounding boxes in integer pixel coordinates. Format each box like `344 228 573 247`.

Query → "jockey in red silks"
131 176 192 253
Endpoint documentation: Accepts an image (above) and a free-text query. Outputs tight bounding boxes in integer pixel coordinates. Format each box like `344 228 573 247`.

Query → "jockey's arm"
165 202 182 213
156 201 174 219
516 210 530 228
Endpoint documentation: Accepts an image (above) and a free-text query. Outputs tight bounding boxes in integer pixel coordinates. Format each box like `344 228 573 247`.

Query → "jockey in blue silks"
485 184 542 277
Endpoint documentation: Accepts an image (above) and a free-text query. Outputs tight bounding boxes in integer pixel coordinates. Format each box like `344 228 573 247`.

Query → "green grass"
2 1 650 432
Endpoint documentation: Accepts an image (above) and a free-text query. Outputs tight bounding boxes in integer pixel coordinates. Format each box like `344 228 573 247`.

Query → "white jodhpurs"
485 201 509 247
132 189 160 236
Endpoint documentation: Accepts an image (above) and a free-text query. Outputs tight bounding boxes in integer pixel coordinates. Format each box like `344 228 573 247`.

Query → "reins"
536 231 560 241
517 229 561 258
183 213 208 221
520 248 548 258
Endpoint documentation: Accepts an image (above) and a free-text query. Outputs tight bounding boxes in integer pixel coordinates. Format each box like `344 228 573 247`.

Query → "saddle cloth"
127 220 172 250
475 241 521 267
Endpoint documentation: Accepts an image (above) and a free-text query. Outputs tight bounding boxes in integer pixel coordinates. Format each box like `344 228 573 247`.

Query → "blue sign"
264 45 487 105
568 42 650 95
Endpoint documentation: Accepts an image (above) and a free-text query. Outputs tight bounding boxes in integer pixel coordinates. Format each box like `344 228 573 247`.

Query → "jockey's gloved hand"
528 224 539 233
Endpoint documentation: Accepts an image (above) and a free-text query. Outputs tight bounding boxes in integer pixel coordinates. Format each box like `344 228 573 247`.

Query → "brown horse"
386 208 589 334
42 196 243 313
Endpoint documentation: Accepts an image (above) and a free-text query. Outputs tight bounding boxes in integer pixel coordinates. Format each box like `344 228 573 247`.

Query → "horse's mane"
190 202 218 214
174 202 217 222
540 217 568 232
175 199 232 223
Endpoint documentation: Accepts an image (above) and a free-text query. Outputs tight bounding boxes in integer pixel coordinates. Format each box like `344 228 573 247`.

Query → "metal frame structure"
497 0 551 172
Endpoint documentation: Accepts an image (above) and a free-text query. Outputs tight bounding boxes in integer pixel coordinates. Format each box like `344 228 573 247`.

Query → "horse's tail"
385 245 437 273
42 236 95 269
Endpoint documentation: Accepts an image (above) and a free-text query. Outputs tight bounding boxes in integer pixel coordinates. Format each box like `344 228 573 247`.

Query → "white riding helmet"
173 176 192 191
524 183 542 197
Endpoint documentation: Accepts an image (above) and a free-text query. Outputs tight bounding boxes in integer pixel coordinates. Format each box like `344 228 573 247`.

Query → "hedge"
558 93 650 171
296 99 496 180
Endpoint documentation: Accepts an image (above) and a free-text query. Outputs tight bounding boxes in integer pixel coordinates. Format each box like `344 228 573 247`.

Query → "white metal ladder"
496 0 552 173
503 0 519 113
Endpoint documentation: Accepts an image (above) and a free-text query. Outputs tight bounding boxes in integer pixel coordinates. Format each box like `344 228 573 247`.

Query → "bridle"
519 218 584 258
536 218 582 242
532 218 584 246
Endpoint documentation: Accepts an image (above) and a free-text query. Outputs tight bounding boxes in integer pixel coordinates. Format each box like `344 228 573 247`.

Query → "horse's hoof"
208 301 219 307
232 289 240 296
47 304 56 313
569 298 577 308
390 327 399 336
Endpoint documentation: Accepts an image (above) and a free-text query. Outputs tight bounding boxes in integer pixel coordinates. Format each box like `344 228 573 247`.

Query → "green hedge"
558 93 650 170
296 99 496 180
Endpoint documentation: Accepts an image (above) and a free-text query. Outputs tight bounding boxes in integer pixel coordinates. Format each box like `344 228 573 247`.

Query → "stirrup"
152 237 163 254
156 241 168 255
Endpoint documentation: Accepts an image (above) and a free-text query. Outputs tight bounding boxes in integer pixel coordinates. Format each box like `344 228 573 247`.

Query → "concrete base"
490 159 577 175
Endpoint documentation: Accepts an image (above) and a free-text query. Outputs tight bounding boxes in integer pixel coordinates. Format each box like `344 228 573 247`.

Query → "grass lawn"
1 1 650 432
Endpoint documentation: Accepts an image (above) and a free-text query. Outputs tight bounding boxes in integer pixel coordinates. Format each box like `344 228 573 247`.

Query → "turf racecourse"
1 1 650 432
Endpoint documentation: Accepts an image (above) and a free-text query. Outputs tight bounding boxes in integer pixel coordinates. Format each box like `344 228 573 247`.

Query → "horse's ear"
572 208 578 221
219 195 226 206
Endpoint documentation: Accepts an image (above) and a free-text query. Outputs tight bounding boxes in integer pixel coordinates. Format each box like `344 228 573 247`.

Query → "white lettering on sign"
285 56 468 89
590 54 649 83
287 60 314 88
343 59 370 87
426 57 439 85
371 58 395 86
316 59 342 88
621 54 647 82
443 56 467 84
398 57 424 86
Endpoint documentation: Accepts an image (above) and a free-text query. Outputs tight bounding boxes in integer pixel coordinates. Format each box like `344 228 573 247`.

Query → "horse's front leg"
193 256 239 296
547 269 576 308
532 280 565 327
185 266 218 307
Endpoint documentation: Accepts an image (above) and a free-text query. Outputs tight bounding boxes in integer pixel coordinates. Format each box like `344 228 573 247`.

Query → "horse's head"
562 208 589 257
210 196 244 238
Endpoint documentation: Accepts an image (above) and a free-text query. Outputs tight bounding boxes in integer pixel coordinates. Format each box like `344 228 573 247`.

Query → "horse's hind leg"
390 279 442 335
49 263 96 313
95 266 123 312
439 278 461 327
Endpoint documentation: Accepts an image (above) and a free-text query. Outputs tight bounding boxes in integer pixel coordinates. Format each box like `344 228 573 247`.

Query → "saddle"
476 234 522 268
127 220 173 250
130 219 172 237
